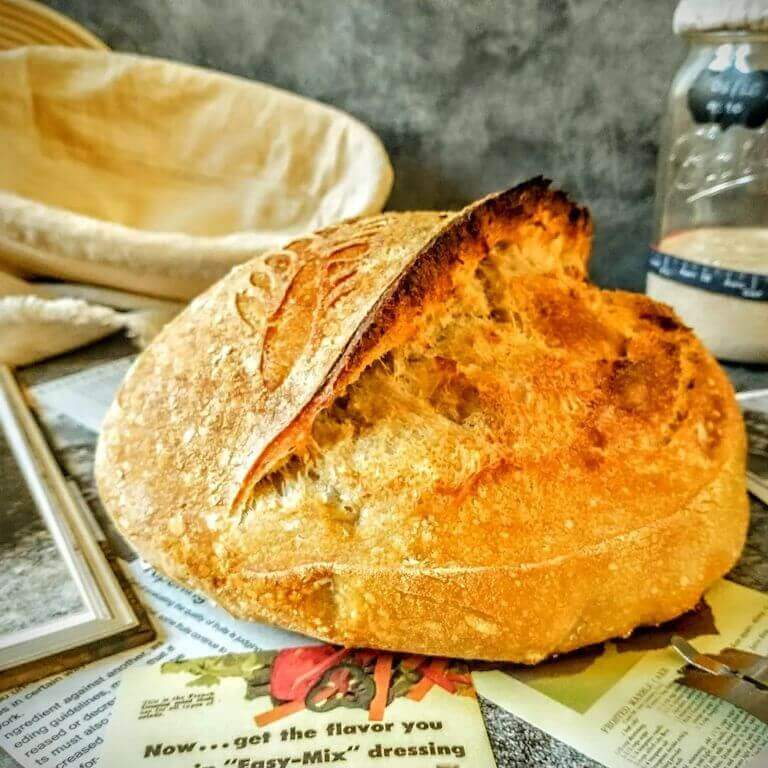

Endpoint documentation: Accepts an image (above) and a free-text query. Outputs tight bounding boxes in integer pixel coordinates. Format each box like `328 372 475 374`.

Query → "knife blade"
712 647 768 689
671 636 734 677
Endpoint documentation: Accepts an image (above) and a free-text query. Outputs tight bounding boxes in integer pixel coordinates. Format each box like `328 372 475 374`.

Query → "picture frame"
0 365 155 693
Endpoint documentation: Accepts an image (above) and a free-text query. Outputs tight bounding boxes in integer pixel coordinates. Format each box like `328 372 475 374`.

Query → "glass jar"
647 19 768 362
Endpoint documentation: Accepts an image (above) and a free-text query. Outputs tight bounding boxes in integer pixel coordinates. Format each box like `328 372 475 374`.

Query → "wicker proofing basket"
0 46 393 301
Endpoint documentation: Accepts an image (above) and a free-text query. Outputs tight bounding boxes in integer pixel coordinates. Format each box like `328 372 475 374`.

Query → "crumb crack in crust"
95 178 748 661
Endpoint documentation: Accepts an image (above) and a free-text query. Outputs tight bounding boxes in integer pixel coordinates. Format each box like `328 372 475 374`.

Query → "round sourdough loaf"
96 179 748 661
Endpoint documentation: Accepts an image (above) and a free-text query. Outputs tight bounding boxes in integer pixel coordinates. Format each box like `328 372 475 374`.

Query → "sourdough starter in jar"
647 1 768 362
648 228 768 361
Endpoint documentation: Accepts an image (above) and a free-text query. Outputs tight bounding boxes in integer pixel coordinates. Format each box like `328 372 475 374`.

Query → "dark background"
44 0 684 292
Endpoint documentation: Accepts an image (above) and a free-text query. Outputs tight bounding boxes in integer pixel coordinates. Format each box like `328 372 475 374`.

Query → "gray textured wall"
44 0 684 291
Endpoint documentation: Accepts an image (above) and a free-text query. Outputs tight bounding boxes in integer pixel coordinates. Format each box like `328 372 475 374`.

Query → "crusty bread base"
139 438 746 662
147 239 748 663
97 181 749 662
224 220 748 662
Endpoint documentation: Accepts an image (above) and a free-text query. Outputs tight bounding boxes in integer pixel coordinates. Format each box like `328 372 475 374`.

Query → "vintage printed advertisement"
474 580 768 768
99 647 495 768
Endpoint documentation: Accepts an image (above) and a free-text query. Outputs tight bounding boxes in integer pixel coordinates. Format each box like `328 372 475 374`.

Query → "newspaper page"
99 647 495 768
474 579 768 768
746 746 768 767
24 357 136 434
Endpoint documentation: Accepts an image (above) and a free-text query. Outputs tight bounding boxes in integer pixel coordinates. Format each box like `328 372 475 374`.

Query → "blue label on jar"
648 248 768 301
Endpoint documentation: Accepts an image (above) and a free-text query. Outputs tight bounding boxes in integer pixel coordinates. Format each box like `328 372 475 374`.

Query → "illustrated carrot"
423 661 456 693
254 698 304 727
407 659 450 701
406 675 434 702
368 653 393 721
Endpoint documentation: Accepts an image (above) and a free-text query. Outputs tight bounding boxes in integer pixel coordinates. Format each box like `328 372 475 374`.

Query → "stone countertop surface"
0 336 766 768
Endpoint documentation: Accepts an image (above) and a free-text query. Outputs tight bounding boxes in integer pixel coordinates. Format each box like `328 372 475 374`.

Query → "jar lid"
674 0 768 35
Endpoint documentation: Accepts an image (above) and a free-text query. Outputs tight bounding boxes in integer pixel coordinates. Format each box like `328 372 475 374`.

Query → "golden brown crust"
96 179 748 661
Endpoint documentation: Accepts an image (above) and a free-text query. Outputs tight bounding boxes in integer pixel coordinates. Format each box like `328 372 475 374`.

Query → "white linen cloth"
0 46 393 366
